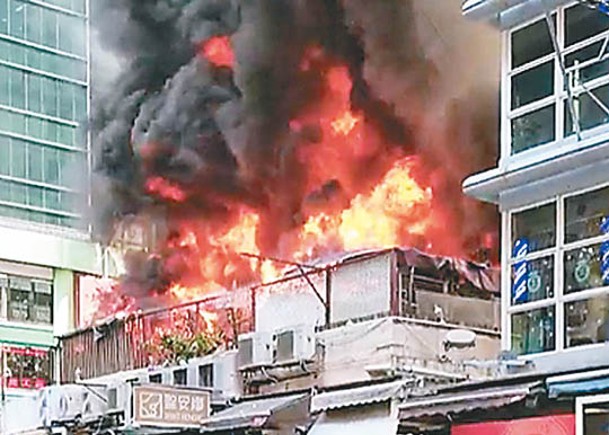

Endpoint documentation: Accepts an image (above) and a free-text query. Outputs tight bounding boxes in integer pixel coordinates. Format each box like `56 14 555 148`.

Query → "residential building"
0 0 114 411
461 0 609 433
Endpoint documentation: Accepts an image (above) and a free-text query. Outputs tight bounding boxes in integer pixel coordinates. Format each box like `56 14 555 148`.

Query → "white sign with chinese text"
133 385 210 428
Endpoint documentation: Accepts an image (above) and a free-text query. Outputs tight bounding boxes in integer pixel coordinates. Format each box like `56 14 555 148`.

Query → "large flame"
93 40 473 329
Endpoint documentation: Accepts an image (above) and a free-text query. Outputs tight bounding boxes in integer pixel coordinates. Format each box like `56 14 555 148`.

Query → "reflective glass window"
565 4 609 47
512 306 556 355
512 61 554 109
512 18 554 68
511 105 556 153
511 255 554 305
565 294 609 348
512 203 557 255
565 186 609 243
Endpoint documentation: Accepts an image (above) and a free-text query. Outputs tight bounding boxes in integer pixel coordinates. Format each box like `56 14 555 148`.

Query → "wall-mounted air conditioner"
272 325 316 364
105 381 132 417
39 385 89 426
147 368 172 385
238 331 273 368
188 350 241 401
80 385 108 422
171 366 188 386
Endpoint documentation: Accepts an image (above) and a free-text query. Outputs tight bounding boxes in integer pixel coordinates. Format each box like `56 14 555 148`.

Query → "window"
511 306 556 355
577 394 609 435
3 345 51 389
511 202 556 253
508 185 609 355
507 5 609 155
6 275 53 324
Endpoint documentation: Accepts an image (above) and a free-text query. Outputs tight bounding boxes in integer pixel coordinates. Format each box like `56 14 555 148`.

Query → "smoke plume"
90 0 499 307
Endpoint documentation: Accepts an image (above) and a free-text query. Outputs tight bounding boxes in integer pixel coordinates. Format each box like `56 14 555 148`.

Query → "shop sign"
132 385 210 428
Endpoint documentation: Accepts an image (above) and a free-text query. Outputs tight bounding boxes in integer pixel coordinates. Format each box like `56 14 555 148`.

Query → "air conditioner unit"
212 350 240 400
187 354 214 388
80 385 108 422
39 385 88 426
106 380 133 418
273 325 316 364
187 350 240 401
171 366 188 386
145 368 172 385
238 332 273 368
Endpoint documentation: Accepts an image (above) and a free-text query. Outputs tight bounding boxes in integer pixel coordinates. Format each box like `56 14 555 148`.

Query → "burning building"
89 0 500 316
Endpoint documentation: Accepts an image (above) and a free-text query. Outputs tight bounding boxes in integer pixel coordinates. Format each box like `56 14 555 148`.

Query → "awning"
200 393 309 433
548 376 609 398
399 382 541 420
308 406 398 435
312 380 409 413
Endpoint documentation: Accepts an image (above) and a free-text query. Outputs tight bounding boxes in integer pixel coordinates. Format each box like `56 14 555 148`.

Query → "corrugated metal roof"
201 393 308 432
312 380 410 413
308 407 398 435
398 382 541 420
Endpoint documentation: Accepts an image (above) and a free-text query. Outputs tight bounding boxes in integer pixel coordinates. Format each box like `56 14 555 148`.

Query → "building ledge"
463 0 572 28
463 129 609 209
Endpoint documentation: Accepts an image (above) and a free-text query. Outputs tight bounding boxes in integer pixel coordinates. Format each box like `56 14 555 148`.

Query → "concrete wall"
318 317 499 387
0 220 102 275
258 317 500 394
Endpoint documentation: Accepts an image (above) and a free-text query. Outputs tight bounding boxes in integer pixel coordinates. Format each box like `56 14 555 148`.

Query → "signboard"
452 414 575 435
133 385 211 428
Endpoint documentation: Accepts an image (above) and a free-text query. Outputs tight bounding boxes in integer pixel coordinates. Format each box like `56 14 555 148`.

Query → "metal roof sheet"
312 380 410 413
398 382 541 420
201 393 308 432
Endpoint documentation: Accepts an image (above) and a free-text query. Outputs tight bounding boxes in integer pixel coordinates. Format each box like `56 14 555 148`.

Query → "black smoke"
90 0 499 296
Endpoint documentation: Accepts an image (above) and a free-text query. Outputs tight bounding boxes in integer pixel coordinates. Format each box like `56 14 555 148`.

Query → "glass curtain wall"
0 0 88 227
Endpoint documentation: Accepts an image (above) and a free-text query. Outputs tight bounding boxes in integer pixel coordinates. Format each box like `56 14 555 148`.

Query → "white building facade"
463 0 609 372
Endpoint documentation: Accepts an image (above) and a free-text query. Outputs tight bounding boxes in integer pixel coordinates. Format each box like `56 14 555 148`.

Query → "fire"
145 177 187 202
331 111 360 136
200 36 235 68
113 45 467 328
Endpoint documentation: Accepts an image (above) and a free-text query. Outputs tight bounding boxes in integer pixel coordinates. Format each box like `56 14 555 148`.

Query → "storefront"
2 345 52 390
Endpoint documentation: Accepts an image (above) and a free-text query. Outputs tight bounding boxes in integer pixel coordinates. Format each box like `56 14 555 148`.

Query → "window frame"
503 2 609 158
576 393 609 435
507 182 609 355
0 272 53 326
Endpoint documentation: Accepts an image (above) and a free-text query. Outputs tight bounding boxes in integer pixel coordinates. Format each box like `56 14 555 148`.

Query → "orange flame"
145 177 187 202
200 36 235 68
117 47 463 320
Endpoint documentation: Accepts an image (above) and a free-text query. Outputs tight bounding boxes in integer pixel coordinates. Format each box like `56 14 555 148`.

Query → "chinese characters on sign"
133 385 210 428
1 345 50 390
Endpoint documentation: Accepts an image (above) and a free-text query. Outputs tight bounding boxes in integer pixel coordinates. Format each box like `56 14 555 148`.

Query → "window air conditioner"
188 350 241 401
39 385 89 426
272 325 316 364
237 332 273 368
